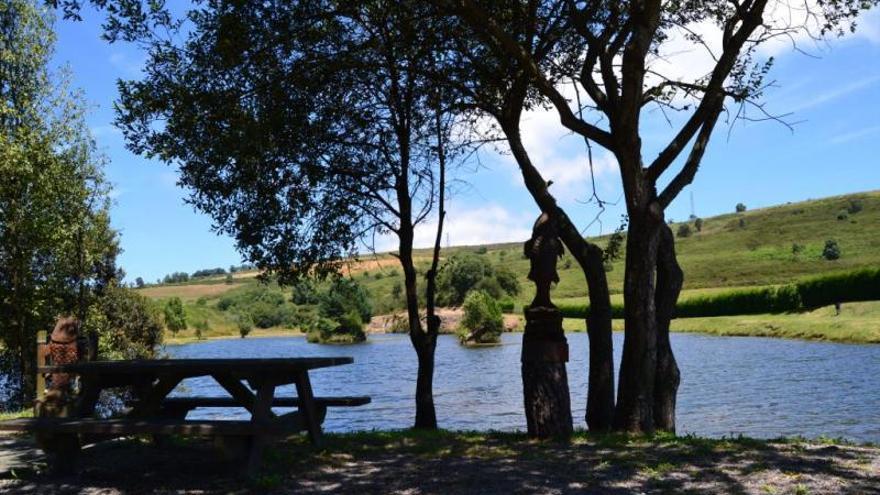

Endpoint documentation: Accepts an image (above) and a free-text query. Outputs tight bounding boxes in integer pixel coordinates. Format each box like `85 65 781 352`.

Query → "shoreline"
162 313 880 346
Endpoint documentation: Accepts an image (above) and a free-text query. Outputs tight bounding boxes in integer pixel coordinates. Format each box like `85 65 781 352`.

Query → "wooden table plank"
38 357 353 376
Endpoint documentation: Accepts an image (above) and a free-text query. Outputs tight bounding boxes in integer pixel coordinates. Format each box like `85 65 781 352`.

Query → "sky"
51 5 880 283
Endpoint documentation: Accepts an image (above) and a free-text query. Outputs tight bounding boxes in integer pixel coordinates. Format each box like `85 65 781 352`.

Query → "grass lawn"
2 429 877 494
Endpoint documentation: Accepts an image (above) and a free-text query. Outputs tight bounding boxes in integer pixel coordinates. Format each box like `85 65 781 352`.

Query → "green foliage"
191 267 226 278
87 285 163 360
796 267 880 308
234 312 253 338
837 209 849 221
822 240 841 261
498 298 515 314
162 272 190 284
225 273 233 284
736 203 747 213
603 218 627 263
458 290 503 344
847 199 864 214
436 253 518 306
193 319 209 340
0 0 120 407
694 218 703 232
305 310 365 344
677 224 692 238
163 297 187 334
475 246 488 255
557 268 880 319
318 277 372 323
291 279 320 305
791 243 804 255
135 277 145 288
675 286 802 317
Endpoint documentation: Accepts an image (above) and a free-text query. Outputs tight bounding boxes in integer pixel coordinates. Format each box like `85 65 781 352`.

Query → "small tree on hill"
822 240 841 261
163 297 187 334
736 203 747 213
459 290 503 344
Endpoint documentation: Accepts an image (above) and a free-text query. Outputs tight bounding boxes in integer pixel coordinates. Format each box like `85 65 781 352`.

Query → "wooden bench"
1 336 368 477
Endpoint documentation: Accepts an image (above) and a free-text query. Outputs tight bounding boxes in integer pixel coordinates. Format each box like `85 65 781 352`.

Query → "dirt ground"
2 430 878 494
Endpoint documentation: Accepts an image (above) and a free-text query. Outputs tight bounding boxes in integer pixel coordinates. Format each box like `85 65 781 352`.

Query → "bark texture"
653 224 682 432
521 308 573 438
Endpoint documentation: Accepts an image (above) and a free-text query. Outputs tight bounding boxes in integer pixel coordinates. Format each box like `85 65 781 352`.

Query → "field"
138 190 880 343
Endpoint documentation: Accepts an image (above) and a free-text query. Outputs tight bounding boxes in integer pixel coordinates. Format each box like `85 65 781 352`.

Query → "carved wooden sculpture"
521 213 573 438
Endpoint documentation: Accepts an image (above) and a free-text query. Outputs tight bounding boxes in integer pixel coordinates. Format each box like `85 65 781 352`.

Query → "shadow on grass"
3 430 878 494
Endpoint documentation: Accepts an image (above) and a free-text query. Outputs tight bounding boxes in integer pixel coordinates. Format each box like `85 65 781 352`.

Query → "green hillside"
139 190 880 343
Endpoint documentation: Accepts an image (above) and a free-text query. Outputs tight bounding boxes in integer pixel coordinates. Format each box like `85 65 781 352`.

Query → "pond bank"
2 430 878 494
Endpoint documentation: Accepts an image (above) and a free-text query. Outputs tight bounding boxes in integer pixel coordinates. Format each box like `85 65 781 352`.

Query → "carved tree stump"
521 307 573 439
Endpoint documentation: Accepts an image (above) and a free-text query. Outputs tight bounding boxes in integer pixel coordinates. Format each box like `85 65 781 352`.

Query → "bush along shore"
2 429 878 493
557 267 880 319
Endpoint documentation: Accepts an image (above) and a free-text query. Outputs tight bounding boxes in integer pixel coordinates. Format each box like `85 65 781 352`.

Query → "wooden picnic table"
1 357 369 476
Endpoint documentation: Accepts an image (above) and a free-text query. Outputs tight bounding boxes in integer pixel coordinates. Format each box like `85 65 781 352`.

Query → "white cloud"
829 124 880 145
90 124 121 138
500 99 619 203
372 202 534 253
108 51 145 78
787 74 880 113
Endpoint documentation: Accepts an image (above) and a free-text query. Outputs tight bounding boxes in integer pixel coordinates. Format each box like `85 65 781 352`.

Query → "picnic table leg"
293 371 323 447
246 381 276 477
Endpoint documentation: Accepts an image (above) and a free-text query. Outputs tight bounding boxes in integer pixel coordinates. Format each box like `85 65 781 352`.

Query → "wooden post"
35 330 47 404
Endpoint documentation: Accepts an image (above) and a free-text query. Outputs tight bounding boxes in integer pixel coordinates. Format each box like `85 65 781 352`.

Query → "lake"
167 332 880 443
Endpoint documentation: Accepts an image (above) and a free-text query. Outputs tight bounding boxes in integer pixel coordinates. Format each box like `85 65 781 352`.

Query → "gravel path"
2 431 878 494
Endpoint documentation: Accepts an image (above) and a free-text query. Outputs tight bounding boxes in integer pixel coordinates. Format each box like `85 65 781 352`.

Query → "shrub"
318 277 372 323
291 279 320 305
694 218 703 232
191 267 226 279
374 271 384 280
836 209 849 221
436 253 519 306
306 311 365 344
738 218 747 229
795 268 880 308
677 224 692 238
225 273 233 284
391 282 403 300
791 243 804 255
458 290 503 344
675 286 801 317
603 260 614 272
498 298 515 314
822 240 840 261
235 313 253 338
475 246 488 254
87 285 164 360
195 297 207 306
562 258 572 269
163 297 187 334
735 203 747 213
193 319 209 340
847 199 864 214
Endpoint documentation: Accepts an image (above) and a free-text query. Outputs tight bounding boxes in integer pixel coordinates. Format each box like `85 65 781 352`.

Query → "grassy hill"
139 190 880 343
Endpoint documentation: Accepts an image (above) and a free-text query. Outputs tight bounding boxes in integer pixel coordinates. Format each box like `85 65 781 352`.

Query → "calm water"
167 333 880 443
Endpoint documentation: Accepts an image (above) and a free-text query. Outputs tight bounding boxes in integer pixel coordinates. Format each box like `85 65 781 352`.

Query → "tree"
0 0 119 408
88 284 163 360
694 218 704 233
82 1 460 430
318 277 373 325
736 203 748 213
431 0 877 433
163 297 187 334
135 276 145 288
458 289 504 344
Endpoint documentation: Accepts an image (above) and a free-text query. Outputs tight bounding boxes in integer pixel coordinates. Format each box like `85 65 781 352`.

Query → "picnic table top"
38 357 354 376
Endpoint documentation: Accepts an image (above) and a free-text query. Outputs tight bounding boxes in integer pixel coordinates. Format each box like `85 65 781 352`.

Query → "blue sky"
52 6 880 283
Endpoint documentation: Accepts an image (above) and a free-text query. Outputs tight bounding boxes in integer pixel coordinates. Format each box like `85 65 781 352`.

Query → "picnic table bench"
0 355 369 476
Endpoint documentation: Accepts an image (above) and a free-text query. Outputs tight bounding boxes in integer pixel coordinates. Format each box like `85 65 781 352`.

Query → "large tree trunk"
653 224 682 432
521 308 572 438
501 118 614 432
398 225 438 430
614 210 662 433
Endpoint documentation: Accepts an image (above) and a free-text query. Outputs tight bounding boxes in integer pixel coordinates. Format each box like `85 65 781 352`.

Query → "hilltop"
137 190 880 342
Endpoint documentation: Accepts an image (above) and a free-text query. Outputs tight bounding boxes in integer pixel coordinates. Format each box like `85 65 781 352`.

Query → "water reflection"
167 332 880 443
